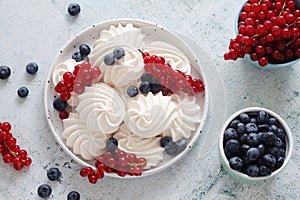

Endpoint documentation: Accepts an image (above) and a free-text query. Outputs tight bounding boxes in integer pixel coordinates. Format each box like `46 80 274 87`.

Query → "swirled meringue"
94 23 145 48
52 59 78 86
62 113 106 160
163 94 201 142
124 92 177 138
114 124 164 168
142 41 191 75
76 83 125 134
89 42 145 88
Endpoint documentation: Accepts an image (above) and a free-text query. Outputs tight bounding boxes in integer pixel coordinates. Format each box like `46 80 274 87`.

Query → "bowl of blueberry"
224 0 300 69
219 107 293 182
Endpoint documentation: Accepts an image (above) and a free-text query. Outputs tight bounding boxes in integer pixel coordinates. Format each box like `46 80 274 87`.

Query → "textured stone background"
0 0 300 199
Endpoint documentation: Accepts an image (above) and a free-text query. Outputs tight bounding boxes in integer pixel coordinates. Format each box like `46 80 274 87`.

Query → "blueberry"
17 87 29 98
246 164 259 177
26 62 39 74
278 148 286 157
72 51 83 62
140 73 153 82
236 123 246 134
150 83 161 94
229 119 240 128
262 132 278 146
67 191 80 200
258 124 269 132
37 184 52 198
246 147 260 161
248 112 259 117
266 147 279 158
160 136 173 148
268 124 278 134
245 123 258 133
0 65 11 79
259 165 272 176
247 133 260 146
257 111 269 124
250 118 257 124
53 98 67 112
47 167 62 181
275 137 284 148
262 154 276 167
240 144 250 155
106 138 118 152
240 113 250 123
127 86 139 97
79 44 91 56
268 117 279 126
275 156 285 169
238 133 248 144
68 3 81 16
276 128 286 140
175 139 187 153
164 142 177 155
229 156 243 171
224 128 238 141
103 54 115 65
225 139 240 153
113 48 125 59
139 81 151 94
257 144 265 156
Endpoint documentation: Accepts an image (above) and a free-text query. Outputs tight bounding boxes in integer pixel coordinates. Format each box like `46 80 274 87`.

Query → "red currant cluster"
0 122 32 170
224 0 300 67
54 61 101 119
140 50 204 95
80 150 147 184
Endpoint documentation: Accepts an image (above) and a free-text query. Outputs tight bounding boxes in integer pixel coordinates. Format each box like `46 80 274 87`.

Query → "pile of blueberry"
223 110 288 177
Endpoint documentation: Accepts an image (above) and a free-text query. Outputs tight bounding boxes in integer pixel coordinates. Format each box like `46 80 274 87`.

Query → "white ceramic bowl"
235 0 300 69
44 19 209 178
219 107 293 183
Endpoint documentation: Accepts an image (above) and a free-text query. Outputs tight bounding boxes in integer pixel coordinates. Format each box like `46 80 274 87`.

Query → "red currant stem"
278 0 286 17
127 160 147 167
285 37 296 47
286 21 300 28
3 141 27 164
258 0 262 5
138 49 145 56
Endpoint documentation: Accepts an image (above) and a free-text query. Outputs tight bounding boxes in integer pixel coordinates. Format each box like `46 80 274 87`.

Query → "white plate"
44 19 209 178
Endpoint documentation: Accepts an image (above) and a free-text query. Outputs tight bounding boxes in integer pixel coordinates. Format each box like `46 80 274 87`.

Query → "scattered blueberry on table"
17 87 29 98
0 65 11 79
68 3 81 16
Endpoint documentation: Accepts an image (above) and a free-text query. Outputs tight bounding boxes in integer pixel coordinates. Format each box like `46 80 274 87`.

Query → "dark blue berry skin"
68 3 81 16
276 128 286 141
246 147 260 161
103 54 115 65
229 156 244 171
67 191 80 200
240 144 250 155
275 137 284 148
278 148 286 157
268 124 278 134
238 133 248 144
72 51 83 62
53 98 67 112
257 111 269 124
275 156 284 169
240 113 250 123
224 128 238 141
236 123 245 134
113 48 125 59
37 184 52 198
262 154 276 167
139 81 151 94
0 65 11 79
127 86 139 97
268 117 279 126
106 138 118 152
160 136 173 148
17 87 29 98
225 139 240 153
141 73 153 82
250 118 257 124
47 167 62 181
150 83 161 94
246 164 259 177
259 165 272 176
79 44 91 56
258 124 269 132
175 139 187 153
164 142 177 155
262 132 278 146
247 133 260 146
257 144 265 156
26 62 39 74
266 147 279 158
245 123 258 133
229 119 240 128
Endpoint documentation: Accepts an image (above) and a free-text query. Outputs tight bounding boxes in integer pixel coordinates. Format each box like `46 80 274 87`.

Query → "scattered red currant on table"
224 0 300 67
0 122 32 170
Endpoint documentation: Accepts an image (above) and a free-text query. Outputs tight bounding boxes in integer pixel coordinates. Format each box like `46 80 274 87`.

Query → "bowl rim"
44 18 210 178
218 106 293 182
234 0 300 69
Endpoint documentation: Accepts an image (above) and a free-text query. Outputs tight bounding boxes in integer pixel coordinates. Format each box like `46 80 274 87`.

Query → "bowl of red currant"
219 107 293 183
224 0 300 69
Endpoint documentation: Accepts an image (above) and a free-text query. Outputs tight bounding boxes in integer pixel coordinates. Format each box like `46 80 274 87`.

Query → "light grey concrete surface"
0 0 300 199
